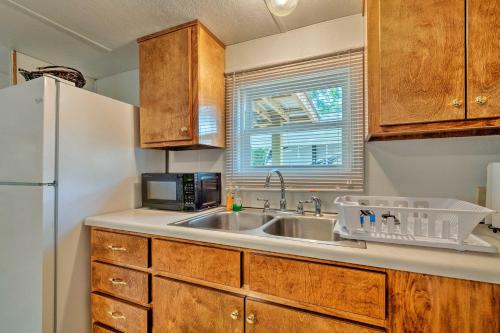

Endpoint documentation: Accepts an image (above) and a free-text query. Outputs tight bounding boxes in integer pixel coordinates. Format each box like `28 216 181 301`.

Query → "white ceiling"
0 0 362 79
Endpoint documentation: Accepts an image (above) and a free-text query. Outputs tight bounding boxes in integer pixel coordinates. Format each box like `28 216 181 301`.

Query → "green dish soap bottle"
232 186 243 212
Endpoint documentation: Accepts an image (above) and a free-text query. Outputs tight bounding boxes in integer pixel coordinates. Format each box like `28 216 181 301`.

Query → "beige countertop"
85 207 500 284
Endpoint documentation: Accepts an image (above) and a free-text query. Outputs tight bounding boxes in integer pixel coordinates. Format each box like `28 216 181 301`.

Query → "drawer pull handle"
108 311 126 320
246 314 256 325
230 309 240 320
107 245 127 252
109 278 127 286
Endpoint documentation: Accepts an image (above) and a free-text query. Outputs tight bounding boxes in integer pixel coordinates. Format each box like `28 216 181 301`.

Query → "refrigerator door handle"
0 181 56 186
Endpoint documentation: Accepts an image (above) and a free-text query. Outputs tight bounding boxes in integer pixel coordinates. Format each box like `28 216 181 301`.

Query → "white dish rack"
334 195 497 253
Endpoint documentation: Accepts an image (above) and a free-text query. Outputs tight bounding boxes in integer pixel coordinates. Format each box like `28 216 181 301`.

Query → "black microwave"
141 173 221 211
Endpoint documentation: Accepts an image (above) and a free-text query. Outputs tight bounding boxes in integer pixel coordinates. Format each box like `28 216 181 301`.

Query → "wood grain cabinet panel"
245 299 384 333
138 20 225 149
152 239 241 287
139 26 193 144
366 0 500 140
92 323 120 333
91 262 149 305
379 0 465 125
91 294 148 333
248 254 386 320
467 0 500 119
153 277 244 333
91 230 149 268
388 271 500 333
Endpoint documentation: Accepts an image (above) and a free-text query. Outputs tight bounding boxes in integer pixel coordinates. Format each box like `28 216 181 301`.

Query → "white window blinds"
225 49 364 191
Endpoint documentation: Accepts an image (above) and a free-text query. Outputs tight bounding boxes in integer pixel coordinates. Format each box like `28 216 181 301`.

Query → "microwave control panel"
183 174 196 209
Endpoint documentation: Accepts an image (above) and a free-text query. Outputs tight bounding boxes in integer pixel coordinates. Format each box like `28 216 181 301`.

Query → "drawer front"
92 262 149 304
93 323 120 333
246 299 384 333
152 239 241 287
91 293 148 333
91 229 149 268
248 254 386 320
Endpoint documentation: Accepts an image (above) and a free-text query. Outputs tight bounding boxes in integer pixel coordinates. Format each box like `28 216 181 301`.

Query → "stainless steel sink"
174 210 274 231
263 216 366 248
172 209 365 249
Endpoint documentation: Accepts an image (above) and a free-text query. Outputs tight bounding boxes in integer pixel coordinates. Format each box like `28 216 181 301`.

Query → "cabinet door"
139 27 193 144
379 0 465 125
389 270 500 333
467 1 500 119
153 277 244 333
245 300 383 333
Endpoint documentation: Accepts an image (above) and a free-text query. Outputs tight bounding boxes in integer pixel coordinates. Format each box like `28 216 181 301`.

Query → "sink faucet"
265 169 287 211
311 196 322 217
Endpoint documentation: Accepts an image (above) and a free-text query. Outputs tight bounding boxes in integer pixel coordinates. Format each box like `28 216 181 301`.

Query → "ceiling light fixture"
265 0 299 17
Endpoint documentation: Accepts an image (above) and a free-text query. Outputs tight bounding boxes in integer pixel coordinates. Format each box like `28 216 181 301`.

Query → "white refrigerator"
0 76 162 333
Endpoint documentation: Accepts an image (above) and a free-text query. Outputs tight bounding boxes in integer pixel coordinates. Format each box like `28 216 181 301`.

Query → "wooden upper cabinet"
139 27 193 144
138 20 225 149
467 1 500 119
366 0 500 140
379 0 465 125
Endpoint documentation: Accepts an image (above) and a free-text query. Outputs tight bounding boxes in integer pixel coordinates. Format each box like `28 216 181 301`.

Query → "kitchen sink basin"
174 210 274 231
173 209 365 249
263 216 366 248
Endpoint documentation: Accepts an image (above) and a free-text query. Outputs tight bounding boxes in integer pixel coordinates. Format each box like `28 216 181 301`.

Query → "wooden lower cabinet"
91 293 148 333
90 228 500 333
245 299 383 333
93 323 121 333
91 262 149 305
389 271 500 333
153 277 245 333
91 229 149 268
248 253 386 321
152 239 241 287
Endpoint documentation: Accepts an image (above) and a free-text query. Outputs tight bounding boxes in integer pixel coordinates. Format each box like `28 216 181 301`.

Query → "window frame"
225 49 365 192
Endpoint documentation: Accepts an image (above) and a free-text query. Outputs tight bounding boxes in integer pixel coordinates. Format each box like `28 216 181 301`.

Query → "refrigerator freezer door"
56 83 164 333
0 77 56 183
0 185 55 333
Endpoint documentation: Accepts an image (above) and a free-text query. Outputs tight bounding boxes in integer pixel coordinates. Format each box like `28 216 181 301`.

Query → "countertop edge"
84 215 500 285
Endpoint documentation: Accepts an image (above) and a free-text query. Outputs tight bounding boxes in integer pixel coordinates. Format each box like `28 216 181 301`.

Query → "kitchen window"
225 49 364 191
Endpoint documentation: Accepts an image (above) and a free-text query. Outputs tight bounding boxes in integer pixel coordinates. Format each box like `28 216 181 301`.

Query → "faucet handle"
296 200 312 215
257 197 271 212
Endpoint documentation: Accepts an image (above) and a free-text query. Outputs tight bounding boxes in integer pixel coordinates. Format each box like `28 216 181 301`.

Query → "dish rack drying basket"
334 195 497 253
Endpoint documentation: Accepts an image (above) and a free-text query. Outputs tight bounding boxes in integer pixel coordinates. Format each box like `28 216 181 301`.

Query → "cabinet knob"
180 126 188 132
451 99 463 108
475 96 488 105
246 313 256 325
230 309 240 320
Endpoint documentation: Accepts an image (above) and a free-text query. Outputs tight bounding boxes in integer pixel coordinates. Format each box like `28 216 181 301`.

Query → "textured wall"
0 72 9 89
225 14 364 73
95 16 500 212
